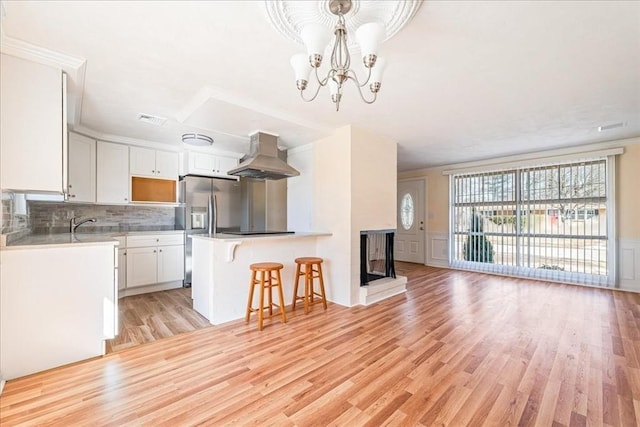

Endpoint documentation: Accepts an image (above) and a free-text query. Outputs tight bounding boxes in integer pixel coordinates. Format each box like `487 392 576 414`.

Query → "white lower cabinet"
118 249 127 291
125 233 184 290
0 243 117 380
157 244 185 282
126 247 159 287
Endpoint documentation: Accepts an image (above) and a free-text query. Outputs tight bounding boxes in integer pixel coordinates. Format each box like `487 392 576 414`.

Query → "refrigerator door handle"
207 194 218 236
213 194 218 236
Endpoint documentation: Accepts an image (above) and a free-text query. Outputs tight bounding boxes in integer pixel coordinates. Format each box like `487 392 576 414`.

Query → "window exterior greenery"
452 159 608 280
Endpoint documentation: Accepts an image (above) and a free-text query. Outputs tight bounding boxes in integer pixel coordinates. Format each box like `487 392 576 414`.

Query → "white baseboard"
119 280 183 298
359 276 407 305
619 238 640 292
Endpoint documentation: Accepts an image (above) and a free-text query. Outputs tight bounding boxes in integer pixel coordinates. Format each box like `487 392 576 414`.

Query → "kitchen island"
191 232 331 324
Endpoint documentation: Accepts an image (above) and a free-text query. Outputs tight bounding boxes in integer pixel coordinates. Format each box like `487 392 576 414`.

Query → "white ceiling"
1 1 638 171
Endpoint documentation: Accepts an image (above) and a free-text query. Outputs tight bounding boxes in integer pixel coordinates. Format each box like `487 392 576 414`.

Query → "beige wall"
617 142 640 240
399 169 449 234
400 139 640 241
312 125 398 306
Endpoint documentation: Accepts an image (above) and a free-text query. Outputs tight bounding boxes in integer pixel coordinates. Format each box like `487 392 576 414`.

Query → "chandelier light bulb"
300 23 332 59
355 22 385 60
290 53 312 86
370 56 387 84
291 0 387 111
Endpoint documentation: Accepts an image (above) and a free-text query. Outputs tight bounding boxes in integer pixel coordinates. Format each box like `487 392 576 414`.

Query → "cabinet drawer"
127 233 184 248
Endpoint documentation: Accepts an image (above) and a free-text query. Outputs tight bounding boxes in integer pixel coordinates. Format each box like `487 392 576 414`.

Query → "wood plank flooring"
106 287 211 353
2 263 639 426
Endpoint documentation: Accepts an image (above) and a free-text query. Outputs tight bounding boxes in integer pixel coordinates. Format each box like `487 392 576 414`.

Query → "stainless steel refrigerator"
176 176 242 286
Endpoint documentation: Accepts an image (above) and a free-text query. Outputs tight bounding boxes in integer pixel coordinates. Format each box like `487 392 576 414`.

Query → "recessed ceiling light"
182 133 214 146
138 113 167 126
597 122 625 132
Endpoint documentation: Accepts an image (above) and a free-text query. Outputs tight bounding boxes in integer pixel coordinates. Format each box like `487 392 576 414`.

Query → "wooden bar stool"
292 257 327 314
246 262 287 330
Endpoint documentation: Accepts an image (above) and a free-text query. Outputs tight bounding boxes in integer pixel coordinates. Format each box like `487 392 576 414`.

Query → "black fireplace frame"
360 230 396 286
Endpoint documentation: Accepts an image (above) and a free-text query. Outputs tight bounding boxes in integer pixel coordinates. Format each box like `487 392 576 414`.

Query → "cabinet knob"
159 249 163 253
124 198 128 201
157 171 160 174
70 194 76 198
68 184 73 188
153 250 157 253
152 170 155 173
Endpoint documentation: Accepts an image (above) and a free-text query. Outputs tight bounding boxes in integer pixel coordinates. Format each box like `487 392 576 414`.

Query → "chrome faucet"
70 217 97 234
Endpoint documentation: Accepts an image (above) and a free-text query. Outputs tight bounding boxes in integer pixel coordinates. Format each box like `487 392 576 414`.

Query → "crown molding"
0 30 86 127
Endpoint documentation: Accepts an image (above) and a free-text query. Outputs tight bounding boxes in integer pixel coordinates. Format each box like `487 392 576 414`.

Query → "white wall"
314 127 352 305
286 144 314 232
349 127 398 303
307 125 398 307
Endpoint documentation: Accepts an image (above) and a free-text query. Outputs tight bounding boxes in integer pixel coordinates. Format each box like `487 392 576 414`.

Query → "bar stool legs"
246 262 287 330
292 257 327 314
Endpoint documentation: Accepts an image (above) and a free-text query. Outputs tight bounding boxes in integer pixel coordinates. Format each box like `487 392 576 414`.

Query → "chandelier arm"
345 67 372 88
300 69 335 103
346 75 378 104
299 82 325 103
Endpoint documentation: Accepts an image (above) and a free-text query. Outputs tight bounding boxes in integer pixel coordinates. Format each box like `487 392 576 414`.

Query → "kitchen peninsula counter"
191 232 331 324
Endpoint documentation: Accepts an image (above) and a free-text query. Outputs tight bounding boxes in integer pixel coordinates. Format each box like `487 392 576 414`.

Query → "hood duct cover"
227 132 300 180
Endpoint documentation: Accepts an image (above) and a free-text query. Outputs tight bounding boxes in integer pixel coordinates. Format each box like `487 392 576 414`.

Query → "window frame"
448 156 617 287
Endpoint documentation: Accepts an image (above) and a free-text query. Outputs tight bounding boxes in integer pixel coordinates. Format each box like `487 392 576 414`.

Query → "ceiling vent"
138 113 167 126
597 122 625 132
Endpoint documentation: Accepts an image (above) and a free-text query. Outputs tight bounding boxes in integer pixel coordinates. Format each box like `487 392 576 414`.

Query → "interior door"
395 179 425 263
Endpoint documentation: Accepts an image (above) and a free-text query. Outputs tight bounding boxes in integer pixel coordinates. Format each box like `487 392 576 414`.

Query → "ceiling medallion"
262 0 422 52
265 0 422 111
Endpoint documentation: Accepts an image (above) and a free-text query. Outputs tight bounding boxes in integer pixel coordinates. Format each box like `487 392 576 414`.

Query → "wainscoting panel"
619 238 640 292
427 231 449 268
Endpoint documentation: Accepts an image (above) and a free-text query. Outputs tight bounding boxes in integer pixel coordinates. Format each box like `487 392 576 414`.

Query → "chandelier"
289 0 386 111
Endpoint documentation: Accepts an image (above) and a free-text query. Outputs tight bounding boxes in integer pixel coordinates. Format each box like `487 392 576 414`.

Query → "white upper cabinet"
130 147 179 180
67 132 96 203
185 152 239 178
0 53 66 193
97 141 129 204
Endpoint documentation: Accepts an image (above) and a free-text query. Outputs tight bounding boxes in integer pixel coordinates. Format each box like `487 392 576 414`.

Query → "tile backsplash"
1 196 177 235
29 202 177 233
1 195 29 233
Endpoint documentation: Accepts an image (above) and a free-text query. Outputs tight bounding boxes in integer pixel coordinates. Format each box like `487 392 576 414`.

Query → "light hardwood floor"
1 264 639 426
106 287 211 353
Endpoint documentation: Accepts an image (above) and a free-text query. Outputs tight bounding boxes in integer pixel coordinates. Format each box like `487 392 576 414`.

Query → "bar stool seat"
292 257 327 314
246 262 287 330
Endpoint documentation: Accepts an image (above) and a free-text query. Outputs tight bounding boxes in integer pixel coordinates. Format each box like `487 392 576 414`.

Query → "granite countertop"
1 228 185 249
190 232 331 242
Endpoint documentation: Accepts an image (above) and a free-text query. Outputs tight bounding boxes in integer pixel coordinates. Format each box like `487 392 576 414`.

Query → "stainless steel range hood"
227 132 300 180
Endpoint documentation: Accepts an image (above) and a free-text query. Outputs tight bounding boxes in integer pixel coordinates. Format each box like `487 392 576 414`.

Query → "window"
450 158 613 286
400 193 414 230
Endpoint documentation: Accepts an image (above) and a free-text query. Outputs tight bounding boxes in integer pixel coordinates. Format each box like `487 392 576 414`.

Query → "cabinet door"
126 247 158 288
118 249 127 291
97 142 129 204
129 146 156 177
188 153 216 176
155 151 179 179
216 156 239 176
0 54 64 193
157 245 185 283
68 132 96 203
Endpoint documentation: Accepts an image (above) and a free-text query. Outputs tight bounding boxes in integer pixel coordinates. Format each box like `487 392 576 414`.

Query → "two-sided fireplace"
360 229 396 286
